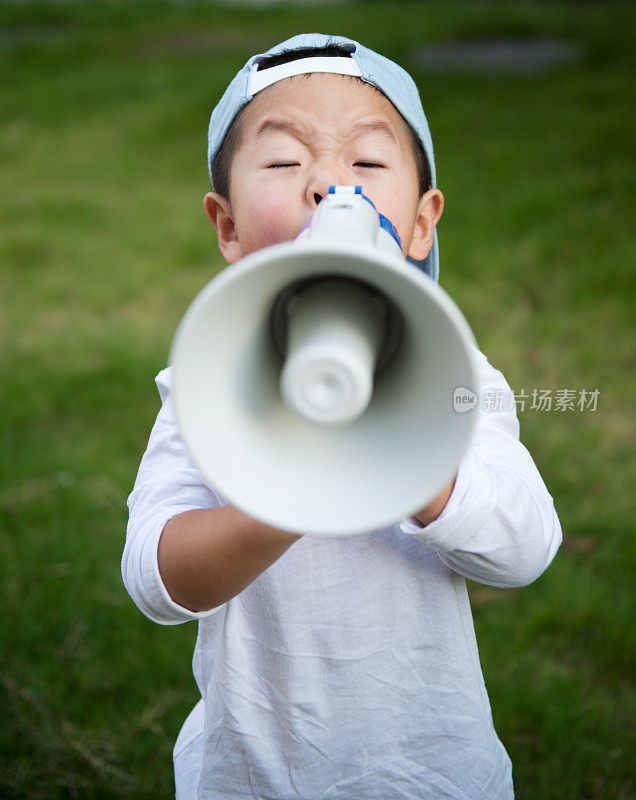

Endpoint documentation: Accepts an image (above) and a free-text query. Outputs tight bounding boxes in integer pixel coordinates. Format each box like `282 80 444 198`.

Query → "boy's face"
205 73 442 264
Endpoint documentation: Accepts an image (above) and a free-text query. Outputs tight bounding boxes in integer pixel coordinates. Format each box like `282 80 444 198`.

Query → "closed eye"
354 161 385 169
267 162 300 169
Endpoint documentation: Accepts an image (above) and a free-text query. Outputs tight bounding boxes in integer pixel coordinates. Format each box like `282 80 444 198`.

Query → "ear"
408 189 444 262
203 192 243 264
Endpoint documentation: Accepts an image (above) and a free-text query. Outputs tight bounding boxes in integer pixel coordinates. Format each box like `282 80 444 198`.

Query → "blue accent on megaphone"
328 185 363 195
378 213 402 249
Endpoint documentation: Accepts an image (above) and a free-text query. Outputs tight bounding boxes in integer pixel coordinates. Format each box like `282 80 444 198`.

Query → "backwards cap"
207 33 439 282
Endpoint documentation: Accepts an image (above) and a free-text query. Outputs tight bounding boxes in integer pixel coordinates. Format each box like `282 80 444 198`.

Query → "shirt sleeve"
400 347 562 588
121 368 227 625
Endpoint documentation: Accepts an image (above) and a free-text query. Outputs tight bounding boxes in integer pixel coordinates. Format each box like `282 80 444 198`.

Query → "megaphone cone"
171 188 478 536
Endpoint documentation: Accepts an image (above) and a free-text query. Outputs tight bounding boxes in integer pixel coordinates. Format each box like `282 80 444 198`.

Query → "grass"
1 1 634 797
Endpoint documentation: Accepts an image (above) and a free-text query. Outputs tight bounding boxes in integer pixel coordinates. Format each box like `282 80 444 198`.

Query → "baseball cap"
207 33 439 282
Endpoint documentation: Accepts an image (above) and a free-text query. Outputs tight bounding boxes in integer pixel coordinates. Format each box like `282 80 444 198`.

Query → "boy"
123 34 562 799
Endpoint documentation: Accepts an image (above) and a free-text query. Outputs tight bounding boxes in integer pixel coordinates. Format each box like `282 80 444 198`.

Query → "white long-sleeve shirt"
123 348 561 800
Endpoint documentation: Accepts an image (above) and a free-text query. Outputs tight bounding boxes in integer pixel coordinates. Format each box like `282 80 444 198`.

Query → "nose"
306 162 346 209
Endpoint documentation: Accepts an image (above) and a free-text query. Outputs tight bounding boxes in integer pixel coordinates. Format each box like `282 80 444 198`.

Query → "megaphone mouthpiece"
280 279 385 425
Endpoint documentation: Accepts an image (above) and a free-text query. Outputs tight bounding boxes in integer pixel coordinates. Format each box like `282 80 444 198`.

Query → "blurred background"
0 1 634 798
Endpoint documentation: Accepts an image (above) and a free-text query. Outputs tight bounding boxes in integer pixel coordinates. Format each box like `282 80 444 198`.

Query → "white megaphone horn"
171 186 479 536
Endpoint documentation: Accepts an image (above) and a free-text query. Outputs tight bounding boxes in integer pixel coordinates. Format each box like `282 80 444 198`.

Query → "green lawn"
1 2 634 798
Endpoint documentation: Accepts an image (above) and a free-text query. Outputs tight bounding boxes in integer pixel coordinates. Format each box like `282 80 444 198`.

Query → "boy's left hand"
413 475 456 527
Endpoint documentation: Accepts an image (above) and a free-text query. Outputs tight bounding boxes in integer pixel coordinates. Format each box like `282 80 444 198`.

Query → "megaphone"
171 187 478 536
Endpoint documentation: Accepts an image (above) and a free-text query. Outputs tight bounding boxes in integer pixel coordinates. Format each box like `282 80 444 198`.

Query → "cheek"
236 195 301 255
394 209 417 252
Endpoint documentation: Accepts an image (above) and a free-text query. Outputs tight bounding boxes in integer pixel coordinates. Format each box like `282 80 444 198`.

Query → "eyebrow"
352 120 398 143
256 119 311 143
255 118 398 145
